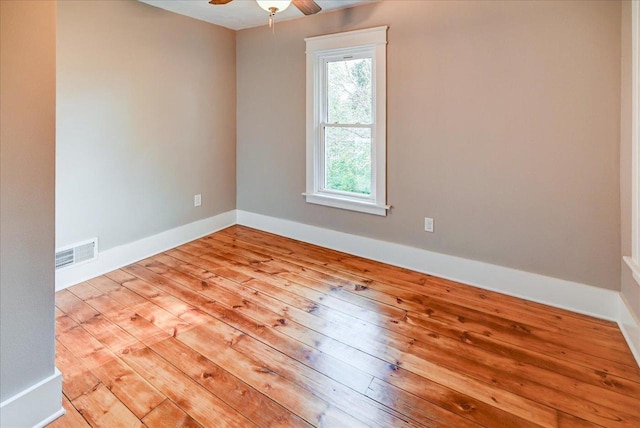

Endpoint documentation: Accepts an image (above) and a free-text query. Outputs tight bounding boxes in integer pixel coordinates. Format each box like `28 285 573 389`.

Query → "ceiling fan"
209 0 322 28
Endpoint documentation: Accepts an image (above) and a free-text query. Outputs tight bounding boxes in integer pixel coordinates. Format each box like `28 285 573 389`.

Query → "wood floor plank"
50 225 640 428
56 312 166 419
82 349 166 419
557 412 604 428
72 383 144 428
80 294 313 428
102 330 258 428
147 338 311 428
142 399 202 428
55 289 99 324
372 367 542 428
47 394 91 428
67 281 104 301
55 340 101 400
365 378 484 428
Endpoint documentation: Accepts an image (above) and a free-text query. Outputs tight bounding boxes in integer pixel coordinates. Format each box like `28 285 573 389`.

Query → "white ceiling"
138 0 376 31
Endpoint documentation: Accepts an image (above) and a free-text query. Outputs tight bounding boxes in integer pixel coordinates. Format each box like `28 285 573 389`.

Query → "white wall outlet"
194 194 202 207
424 217 434 233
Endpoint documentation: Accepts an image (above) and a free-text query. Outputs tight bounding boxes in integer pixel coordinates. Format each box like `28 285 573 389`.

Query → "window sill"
624 256 640 288
303 192 390 216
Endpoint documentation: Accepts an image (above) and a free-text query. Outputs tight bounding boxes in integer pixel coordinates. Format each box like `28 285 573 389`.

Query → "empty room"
1 0 640 427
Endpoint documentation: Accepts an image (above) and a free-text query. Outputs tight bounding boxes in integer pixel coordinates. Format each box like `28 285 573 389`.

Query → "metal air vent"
55 238 98 270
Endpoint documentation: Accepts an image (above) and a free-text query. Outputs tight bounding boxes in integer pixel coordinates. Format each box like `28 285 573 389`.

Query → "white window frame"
625 0 640 285
304 26 389 216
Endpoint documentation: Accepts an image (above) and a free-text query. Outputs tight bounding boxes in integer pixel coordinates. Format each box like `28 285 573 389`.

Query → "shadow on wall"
335 3 382 28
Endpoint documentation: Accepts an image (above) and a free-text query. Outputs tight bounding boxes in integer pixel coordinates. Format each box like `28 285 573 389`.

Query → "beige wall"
56 0 236 252
620 1 640 320
0 0 57 400
237 0 622 291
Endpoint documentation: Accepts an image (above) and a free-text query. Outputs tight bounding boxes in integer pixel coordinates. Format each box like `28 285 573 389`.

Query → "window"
304 26 389 216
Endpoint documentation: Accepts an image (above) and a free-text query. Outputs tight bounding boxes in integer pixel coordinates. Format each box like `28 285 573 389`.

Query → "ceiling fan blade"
209 0 233 4
292 0 322 15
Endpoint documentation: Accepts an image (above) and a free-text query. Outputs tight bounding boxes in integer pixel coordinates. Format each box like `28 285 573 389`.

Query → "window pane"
327 58 372 124
324 127 371 195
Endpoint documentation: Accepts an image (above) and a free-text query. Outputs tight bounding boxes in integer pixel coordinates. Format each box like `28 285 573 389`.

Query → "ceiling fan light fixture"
256 0 292 30
256 0 292 14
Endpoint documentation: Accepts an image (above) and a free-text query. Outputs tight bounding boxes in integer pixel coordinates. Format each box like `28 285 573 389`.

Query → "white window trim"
304 26 389 216
625 0 640 286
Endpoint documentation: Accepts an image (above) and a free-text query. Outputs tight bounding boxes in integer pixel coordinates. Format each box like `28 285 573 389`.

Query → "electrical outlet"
424 217 434 233
194 194 202 207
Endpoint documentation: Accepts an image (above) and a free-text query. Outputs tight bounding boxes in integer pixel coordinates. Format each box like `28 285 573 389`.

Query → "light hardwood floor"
49 225 640 427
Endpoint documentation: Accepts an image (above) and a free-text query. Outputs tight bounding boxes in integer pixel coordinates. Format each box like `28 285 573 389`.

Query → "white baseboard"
236 210 619 321
55 210 236 291
619 295 640 366
0 368 64 428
